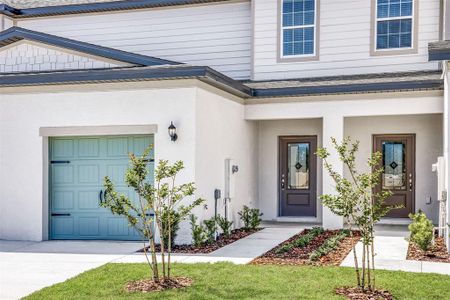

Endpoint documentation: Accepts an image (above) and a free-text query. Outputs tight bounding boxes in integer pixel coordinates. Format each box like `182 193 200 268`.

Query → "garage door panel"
78 164 100 184
133 136 154 156
78 138 100 158
51 216 74 236
52 190 74 210
107 137 129 158
78 190 101 210
52 139 74 158
50 135 153 240
52 165 74 184
78 217 100 236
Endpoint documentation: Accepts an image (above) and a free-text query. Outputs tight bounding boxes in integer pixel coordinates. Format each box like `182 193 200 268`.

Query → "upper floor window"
374 0 416 52
280 0 318 59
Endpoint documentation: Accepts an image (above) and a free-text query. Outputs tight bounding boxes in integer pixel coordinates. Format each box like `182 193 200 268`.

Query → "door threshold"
275 217 321 224
378 218 412 225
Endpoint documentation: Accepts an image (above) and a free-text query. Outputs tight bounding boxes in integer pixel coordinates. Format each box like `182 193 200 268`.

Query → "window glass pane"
283 0 293 13
377 35 388 49
283 42 293 56
400 1 412 16
304 41 314 54
304 11 315 25
388 34 400 48
400 19 412 33
293 12 304 26
382 141 406 190
400 33 411 47
284 29 293 42
283 13 293 27
304 27 314 41
377 4 389 18
287 143 309 189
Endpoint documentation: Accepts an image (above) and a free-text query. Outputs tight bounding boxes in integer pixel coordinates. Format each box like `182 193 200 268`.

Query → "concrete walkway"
0 240 142 300
340 230 450 275
114 226 304 264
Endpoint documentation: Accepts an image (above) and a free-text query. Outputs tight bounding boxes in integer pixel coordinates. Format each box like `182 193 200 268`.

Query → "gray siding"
17 1 252 79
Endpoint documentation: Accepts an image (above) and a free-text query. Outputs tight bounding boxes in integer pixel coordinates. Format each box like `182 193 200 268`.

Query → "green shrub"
216 215 233 237
238 205 263 231
408 211 434 252
309 230 348 261
203 217 217 244
275 243 294 254
190 214 206 247
292 227 324 248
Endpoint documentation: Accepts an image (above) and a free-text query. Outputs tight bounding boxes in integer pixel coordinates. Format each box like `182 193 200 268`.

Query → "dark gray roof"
0 67 442 99
246 71 443 97
429 41 450 61
0 0 232 18
0 26 180 66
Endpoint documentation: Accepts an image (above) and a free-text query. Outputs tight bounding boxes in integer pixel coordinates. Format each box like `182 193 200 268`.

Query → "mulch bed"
140 228 262 254
335 287 393 300
126 277 192 293
251 229 360 266
407 237 450 263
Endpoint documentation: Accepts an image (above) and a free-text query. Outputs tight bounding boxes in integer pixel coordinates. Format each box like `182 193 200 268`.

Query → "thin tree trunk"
366 244 371 290
348 222 361 288
168 210 172 279
361 239 366 291
157 219 166 279
149 238 159 282
371 234 376 290
142 240 154 278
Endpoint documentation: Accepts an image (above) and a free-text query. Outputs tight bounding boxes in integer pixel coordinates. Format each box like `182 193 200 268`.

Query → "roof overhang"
0 0 233 18
429 41 450 61
0 68 443 99
0 65 253 98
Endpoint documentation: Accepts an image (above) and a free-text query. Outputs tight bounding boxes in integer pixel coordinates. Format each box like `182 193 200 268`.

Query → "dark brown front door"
373 134 415 218
279 136 317 217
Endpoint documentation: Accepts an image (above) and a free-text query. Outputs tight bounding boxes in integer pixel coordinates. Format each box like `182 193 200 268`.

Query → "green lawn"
24 263 450 300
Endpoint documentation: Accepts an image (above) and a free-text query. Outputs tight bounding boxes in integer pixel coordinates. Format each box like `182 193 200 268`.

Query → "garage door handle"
51 213 70 216
99 190 103 205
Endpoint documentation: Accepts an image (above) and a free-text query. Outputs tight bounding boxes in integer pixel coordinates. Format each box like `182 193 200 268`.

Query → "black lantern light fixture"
168 121 178 141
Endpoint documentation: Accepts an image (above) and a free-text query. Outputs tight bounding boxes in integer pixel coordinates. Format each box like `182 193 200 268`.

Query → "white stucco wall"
0 82 198 241
193 87 258 232
345 114 443 223
257 118 323 221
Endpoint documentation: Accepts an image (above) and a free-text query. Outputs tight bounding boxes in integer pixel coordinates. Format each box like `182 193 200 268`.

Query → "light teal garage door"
49 135 154 240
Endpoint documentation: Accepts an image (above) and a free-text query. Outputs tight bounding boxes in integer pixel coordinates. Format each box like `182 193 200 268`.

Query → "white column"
322 114 344 229
444 64 450 252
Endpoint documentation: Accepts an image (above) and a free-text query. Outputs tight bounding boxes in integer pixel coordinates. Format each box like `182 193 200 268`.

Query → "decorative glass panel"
287 143 309 189
282 0 315 56
382 141 406 190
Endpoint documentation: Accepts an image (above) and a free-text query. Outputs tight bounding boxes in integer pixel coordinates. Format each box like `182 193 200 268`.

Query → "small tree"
316 137 394 292
102 146 204 282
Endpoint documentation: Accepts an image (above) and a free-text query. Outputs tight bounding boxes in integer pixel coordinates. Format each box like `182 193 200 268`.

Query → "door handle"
409 173 413 191
99 190 103 205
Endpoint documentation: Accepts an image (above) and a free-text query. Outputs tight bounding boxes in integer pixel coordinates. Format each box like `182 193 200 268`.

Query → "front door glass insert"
382 141 406 190
287 142 309 189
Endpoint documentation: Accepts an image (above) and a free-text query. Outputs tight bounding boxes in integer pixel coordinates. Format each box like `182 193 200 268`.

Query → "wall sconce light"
168 121 178 141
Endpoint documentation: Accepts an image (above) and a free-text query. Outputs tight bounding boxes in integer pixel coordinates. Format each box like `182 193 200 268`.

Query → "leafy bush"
238 205 263 231
190 214 206 247
408 211 434 252
275 227 324 254
216 215 233 237
203 217 217 244
161 208 181 248
309 230 348 261
292 227 324 248
275 243 294 254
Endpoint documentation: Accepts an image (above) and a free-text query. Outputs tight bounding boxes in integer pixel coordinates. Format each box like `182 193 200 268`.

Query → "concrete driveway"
0 240 142 300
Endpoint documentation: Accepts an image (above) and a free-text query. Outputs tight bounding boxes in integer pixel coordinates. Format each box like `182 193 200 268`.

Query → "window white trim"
278 0 320 62
371 0 419 56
